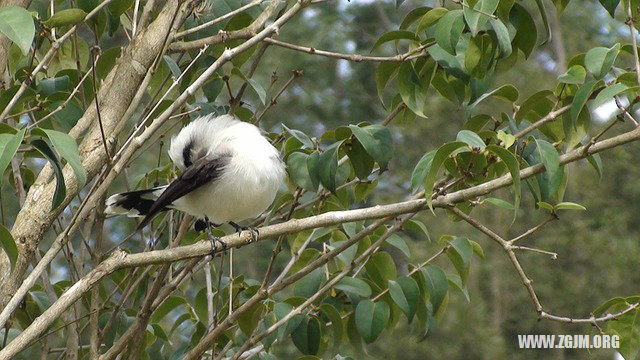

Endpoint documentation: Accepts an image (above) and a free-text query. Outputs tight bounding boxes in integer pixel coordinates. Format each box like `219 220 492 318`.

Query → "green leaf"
274 302 303 338
587 154 603 179
465 35 483 74
585 43 620 78
0 6 35 55
238 302 264 336
483 197 515 210
593 83 634 109
283 125 314 149
598 0 620 17
31 139 66 209
0 128 25 184
39 129 87 188
203 78 223 102
534 139 560 180
292 316 322 355
434 9 465 54
371 30 419 51
416 7 449 33
348 124 393 169
334 277 372 298
397 61 431 118
294 268 324 298
403 219 431 242
151 295 186 323
470 240 485 258
446 273 470 301
95 47 121 80
421 265 448 313
456 130 486 150
108 0 135 16
470 84 519 108
231 67 267 104
558 65 586 84
537 201 554 211
607 308 640 360
388 276 420 322
385 234 411 258
290 249 321 274
0 224 17 271
410 151 435 191
515 90 554 124
345 138 374 180
375 62 400 105
308 142 342 193
43 8 87 28
319 303 343 350
400 7 432 30
365 251 397 289
489 18 512 58
486 145 521 222
510 4 537 58
554 202 586 210
162 55 181 78
287 152 316 192
497 130 516 148
534 0 551 44
594 297 628 317
428 46 467 81
497 0 515 19
306 151 321 191
463 0 499 36
355 300 390 343
570 80 603 124
446 237 473 285
424 141 468 212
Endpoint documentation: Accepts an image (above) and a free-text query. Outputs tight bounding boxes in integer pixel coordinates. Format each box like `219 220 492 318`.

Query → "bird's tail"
105 186 168 217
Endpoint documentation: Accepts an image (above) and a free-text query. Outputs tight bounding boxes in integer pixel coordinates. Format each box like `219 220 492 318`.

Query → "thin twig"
173 0 265 39
132 0 141 37
511 245 558 259
264 38 432 62
541 303 640 323
90 48 112 165
255 70 303 124
514 105 571 139
509 215 558 244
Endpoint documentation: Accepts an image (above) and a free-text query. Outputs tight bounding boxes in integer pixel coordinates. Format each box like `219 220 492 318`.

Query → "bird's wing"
138 154 230 229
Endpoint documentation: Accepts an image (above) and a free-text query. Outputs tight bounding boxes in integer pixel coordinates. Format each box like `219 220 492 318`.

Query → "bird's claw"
246 227 259 243
209 235 227 256
229 222 259 242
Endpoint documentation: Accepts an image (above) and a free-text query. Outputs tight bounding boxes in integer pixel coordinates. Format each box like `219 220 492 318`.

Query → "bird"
105 114 286 248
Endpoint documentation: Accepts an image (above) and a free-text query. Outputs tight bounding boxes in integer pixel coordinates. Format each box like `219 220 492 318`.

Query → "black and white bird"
105 114 286 242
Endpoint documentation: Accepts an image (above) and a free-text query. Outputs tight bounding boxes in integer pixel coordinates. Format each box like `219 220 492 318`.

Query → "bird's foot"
228 222 259 243
204 217 226 256
146 237 158 251
208 235 227 256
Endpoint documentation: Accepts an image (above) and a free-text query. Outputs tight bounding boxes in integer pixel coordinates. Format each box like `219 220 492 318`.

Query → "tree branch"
169 0 281 52
263 38 431 62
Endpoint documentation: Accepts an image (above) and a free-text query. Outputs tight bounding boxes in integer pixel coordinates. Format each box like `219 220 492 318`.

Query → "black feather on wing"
137 154 230 230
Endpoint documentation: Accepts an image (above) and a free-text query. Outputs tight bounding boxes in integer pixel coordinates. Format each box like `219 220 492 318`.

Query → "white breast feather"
168 115 286 224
